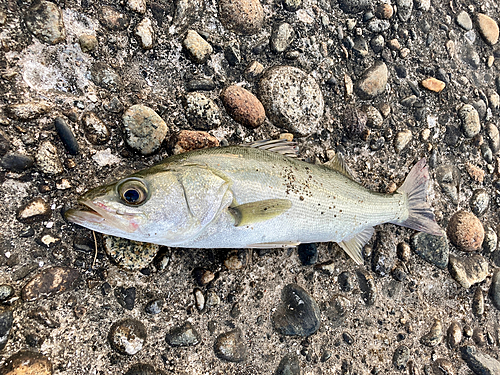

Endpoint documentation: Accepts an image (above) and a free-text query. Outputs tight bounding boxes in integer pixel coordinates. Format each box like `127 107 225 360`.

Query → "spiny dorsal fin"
243 139 299 158
323 153 357 180
229 199 292 227
338 227 374 264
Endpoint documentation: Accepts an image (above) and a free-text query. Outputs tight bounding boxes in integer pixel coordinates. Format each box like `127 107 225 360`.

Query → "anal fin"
229 199 292 227
338 227 375 264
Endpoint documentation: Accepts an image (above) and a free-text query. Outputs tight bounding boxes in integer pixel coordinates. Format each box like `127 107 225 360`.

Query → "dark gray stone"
275 353 300 375
114 286 136 310
338 0 372 14
125 363 166 375
145 299 164 315
0 309 13 350
461 345 500 375
54 117 79 155
214 328 247 362
489 269 500 311
356 269 377 305
1 153 34 172
410 232 449 269
165 322 201 347
297 243 318 266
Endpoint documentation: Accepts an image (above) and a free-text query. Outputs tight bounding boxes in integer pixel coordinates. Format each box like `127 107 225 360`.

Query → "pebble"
214 328 247 362
489 269 500 311
224 249 249 270
432 358 455 375
274 354 300 375
17 197 51 223
220 85 266 129
0 284 14 302
125 363 166 375
122 105 168 155
0 309 13 350
22 267 80 302
297 243 318 266
224 40 241 66
410 232 449 269
0 131 8 157
396 0 412 22
325 295 351 327
476 13 499 46
272 284 320 337
114 286 136 310
472 288 484 317
206 290 220 308
103 97 123 113
193 268 215 286
485 123 500 153
25 0 66 44
420 319 443 347
421 78 445 93
367 19 390 33
172 130 219 154
258 65 324 136
465 162 485 183
461 345 500 374
165 322 201 347
394 129 412 152
108 318 147 355
483 227 497 252
218 0 264 35
194 288 205 311
104 235 159 270
35 141 63 174
355 62 388 99
127 0 146 14
5 102 52 121
184 92 221 130
363 105 384 128
447 211 484 251
135 18 154 49
470 189 489 216
370 35 385 53
186 78 216 92
54 117 79 155
79 34 98 53
448 254 488 289
338 271 355 292
356 269 377 305
375 3 393 19
81 112 110 145
446 321 462 349
245 61 265 81
343 106 367 139
393 345 410 370
183 30 213 64
145 299 164 315
283 0 301 12
459 104 481 138
435 165 460 205
456 11 472 30
29 307 60 328
270 22 295 53
98 6 130 31
0 351 52 375
338 0 371 14
90 63 122 92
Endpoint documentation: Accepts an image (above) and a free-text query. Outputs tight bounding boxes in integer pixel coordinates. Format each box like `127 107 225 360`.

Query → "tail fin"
394 158 443 235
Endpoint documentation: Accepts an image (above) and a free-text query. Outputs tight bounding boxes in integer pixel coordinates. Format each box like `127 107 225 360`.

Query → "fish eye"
117 178 149 206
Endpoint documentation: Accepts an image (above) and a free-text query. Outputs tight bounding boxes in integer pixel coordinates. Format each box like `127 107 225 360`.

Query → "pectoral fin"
338 227 374 265
229 199 292 226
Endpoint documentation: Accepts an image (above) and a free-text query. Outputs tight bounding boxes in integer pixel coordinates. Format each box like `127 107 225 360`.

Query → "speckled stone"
165 322 201 347
122 105 168 155
435 165 460 205
355 62 388 99
22 267 81 302
108 318 147 355
0 351 53 375
394 129 412 152
135 18 154 49
218 0 264 35
357 269 377 305
476 13 499 46
145 299 164 315
447 211 484 251
259 65 324 136
221 85 266 128
338 0 371 14
432 359 455 375
461 346 500 374
35 141 63 174
172 130 219 154
343 106 367 139
447 321 462 349
183 30 213 63
448 254 488 289
214 328 247 362
5 102 52 121
90 63 122 92
456 11 472 30
184 92 221 130
25 0 66 44
127 0 147 14
393 345 410 370
459 104 481 138
472 287 484 317
270 22 295 53
82 112 110 145
17 197 50 223
470 189 489 216
485 123 500 153
465 162 485 183
420 319 443 347
78 34 97 52
103 235 159 271
410 232 449 269
396 0 412 22
98 6 130 31
0 309 13 350
283 0 301 11
0 285 14 302
483 227 497 253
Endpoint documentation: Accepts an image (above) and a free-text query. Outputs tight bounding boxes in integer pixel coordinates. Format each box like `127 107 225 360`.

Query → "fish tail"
394 158 443 235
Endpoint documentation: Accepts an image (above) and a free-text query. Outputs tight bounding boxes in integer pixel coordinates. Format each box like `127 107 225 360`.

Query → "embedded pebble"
108 318 147 355
338 271 355 292
274 354 300 375
224 249 249 270
186 78 216 92
448 254 488 289
324 295 351 327
396 0 412 22
461 345 500 374
446 321 462 349
90 63 122 92
483 227 497 253
193 268 215 286
421 78 445 93
81 113 109 146
36 141 63 174
270 22 295 53
0 285 14 302
145 299 164 315
465 163 485 183
297 243 318 266
489 269 500 311
114 286 136 310
194 288 205 311
394 129 412 152
472 328 486 347
245 61 265 81
124 363 166 375
218 0 264 35
476 13 499 46
54 117 79 155
410 232 449 269
224 40 241 66
165 322 201 347
272 284 320 337
343 106 367 139
1 153 34 172
283 0 301 11
432 359 454 375
79 34 98 53
393 345 410 370
183 30 212 63
367 19 390 33
220 85 266 129
420 319 443 347
457 11 473 30
127 0 146 13
459 104 481 138
472 288 484 317
447 211 484 251
258 65 324 136
338 0 371 14
356 269 377 305
184 92 221 130
214 328 247 362
364 105 384 128
22 267 81 301
98 6 130 31
485 123 500 153
470 189 489 216
0 309 13 350
355 62 388 99
172 130 219 154
5 102 52 121
25 0 66 44
17 197 51 223
375 3 393 19
435 165 460 205
135 18 154 49
104 235 159 270
0 351 52 375
122 105 168 155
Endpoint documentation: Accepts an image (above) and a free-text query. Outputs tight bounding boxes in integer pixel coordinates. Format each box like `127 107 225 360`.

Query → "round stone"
258 66 324 136
0 351 52 375
447 211 484 251
485 123 500 153
447 321 462 349
356 269 377 305
355 62 388 99
98 6 130 31
114 286 136 310
184 92 221 130
214 328 247 362
25 0 66 44
470 189 489 216
218 0 264 35
364 105 384 128
122 105 168 155
108 318 147 355
297 243 318 266
221 85 265 129
103 235 160 270
375 3 393 19
432 359 455 375
270 22 295 53
483 227 497 253
172 130 219 154
456 11 472 30
78 34 98 53
324 295 351 327
420 319 443 347
145 299 164 315
476 13 499 45
338 0 371 14
394 129 412 152
410 232 449 269
165 322 201 347
459 104 481 138
393 345 410 370
81 112 110 145
275 354 300 375
0 284 14 302
183 30 213 63
90 63 122 92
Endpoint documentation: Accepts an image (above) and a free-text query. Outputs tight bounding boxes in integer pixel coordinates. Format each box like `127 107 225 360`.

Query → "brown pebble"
421 77 446 93
476 13 499 46
447 211 484 251
387 38 401 50
218 0 264 35
279 133 294 142
221 85 266 128
224 249 249 270
375 3 393 19
172 130 219 154
465 162 485 183
446 321 462 349
0 351 53 375
22 267 81 302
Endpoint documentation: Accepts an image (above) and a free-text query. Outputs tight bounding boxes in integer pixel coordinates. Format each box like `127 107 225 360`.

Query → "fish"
65 140 442 264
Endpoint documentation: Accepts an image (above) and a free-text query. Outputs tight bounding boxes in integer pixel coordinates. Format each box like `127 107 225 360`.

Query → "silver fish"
65 140 442 264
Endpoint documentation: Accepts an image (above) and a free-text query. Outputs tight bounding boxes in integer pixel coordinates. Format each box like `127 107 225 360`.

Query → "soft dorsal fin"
323 153 357 180
338 227 374 264
243 139 299 158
